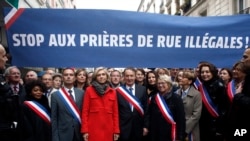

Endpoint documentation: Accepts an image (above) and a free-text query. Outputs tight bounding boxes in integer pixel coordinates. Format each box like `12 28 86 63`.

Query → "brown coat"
177 86 202 141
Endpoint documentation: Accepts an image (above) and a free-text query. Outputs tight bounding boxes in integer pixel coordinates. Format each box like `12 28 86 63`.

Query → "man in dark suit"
0 44 20 141
4 66 26 103
51 68 84 141
116 67 148 141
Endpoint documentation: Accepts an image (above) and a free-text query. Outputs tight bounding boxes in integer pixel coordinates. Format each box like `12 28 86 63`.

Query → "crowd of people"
0 43 250 141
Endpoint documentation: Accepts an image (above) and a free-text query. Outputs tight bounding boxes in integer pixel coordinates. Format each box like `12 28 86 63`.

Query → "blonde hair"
157 75 173 86
92 67 110 82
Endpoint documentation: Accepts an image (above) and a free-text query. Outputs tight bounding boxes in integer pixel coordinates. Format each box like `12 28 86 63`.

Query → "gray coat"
176 86 202 141
51 87 84 141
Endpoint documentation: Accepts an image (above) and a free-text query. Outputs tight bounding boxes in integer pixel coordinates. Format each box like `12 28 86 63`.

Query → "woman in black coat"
226 60 250 141
198 62 230 141
146 75 185 141
19 80 51 141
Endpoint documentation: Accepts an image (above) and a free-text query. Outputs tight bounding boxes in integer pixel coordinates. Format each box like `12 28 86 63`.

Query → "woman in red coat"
81 67 120 141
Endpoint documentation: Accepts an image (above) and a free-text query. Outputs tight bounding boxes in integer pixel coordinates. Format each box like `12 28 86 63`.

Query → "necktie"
13 85 18 94
46 89 51 97
68 89 74 101
129 87 133 111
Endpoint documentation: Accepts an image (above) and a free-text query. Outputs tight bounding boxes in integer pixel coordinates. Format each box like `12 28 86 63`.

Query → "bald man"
0 44 20 141
0 44 8 69
24 70 38 84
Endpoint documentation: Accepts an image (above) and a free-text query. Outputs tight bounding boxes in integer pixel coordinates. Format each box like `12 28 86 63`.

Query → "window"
237 0 249 14
239 0 244 11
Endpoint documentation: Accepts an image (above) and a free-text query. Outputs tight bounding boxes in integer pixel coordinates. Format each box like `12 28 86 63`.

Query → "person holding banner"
81 67 120 141
197 62 229 141
146 74 185 141
116 67 148 141
18 80 51 141
51 68 84 141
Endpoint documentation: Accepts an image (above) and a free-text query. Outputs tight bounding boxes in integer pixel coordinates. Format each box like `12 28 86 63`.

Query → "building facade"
138 0 250 16
18 0 76 9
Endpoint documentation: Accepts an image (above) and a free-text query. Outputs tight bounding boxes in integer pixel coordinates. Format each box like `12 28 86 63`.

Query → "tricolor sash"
117 86 144 116
57 88 81 124
24 101 51 124
227 80 236 103
193 78 202 90
155 94 176 141
198 84 219 118
148 96 152 104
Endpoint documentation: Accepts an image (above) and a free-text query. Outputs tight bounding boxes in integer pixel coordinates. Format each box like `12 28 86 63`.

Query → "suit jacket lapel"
135 84 139 98
73 88 80 109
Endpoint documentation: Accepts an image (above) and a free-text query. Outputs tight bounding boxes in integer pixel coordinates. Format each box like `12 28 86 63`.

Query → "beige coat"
177 86 202 141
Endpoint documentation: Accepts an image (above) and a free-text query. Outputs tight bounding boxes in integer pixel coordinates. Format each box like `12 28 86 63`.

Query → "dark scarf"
92 81 109 96
147 84 157 91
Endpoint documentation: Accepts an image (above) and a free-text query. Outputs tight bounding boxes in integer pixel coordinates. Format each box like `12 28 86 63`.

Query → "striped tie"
68 90 74 101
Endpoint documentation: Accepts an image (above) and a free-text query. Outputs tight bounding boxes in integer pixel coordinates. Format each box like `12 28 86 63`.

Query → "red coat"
81 86 120 141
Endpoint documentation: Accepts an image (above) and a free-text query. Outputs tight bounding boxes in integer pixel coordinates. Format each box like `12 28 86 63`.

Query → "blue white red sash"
198 84 219 118
193 78 202 90
117 86 144 116
227 80 235 103
148 96 152 104
57 88 81 124
24 101 51 124
155 94 176 141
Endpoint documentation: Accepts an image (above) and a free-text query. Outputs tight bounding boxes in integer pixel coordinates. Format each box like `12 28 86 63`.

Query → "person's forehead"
124 69 135 74
43 74 52 78
246 48 250 54
111 71 120 75
11 68 20 72
97 69 106 74
27 71 36 75
242 49 250 59
26 73 34 76
63 69 74 74
0 46 5 53
0 49 4 55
